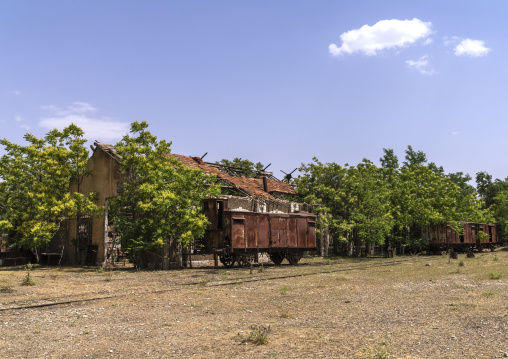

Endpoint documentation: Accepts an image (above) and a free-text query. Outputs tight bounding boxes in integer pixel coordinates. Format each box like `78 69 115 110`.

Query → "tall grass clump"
21 263 35 286
240 325 271 345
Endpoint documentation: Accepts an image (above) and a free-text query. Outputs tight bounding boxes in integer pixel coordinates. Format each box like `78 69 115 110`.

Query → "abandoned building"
43 142 317 268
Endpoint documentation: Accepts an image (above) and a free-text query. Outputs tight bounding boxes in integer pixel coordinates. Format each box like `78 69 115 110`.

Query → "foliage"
490 188 508 237
296 145 492 255
216 157 265 178
476 231 490 241
0 125 101 258
109 121 220 258
295 157 393 255
476 172 508 209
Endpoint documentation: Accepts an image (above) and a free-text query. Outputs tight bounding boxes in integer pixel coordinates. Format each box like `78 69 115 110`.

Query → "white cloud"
329 18 432 56
451 131 460 135
11 90 20 96
443 36 460 47
39 102 129 142
41 102 98 116
15 115 30 130
454 39 490 57
406 55 437 75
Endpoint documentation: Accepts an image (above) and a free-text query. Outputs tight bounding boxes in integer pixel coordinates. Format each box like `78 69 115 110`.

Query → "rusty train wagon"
201 198 316 267
423 222 502 252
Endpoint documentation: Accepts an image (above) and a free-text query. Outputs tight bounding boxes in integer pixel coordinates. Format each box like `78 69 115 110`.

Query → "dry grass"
0 249 507 358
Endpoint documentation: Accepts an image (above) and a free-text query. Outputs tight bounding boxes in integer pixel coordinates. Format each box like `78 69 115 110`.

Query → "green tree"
344 160 393 255
109 121 220 266
295 158 392 256
491 189 508 237
402 145 427 167
216 158 266 178
449 172 491 224
0 125 101 261
475 171 508 209
379 148 400 252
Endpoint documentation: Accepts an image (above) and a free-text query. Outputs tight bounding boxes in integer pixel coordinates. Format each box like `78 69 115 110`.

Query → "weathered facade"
56 142 313 267
45 142 123 266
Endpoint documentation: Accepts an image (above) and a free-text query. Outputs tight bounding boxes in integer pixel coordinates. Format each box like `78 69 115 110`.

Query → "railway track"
0 256 434 312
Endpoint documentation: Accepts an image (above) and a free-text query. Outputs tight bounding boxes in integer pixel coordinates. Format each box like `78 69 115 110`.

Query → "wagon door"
245 214 258 249
287 216 297 248
231 215 246 249
257 214 270 250
297 217 308 248
278 217 288 248
307 219 316 249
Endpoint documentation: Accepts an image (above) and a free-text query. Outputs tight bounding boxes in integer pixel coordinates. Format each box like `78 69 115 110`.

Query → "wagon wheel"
269 252 284 265
219 254 235 268
236 254 252 268
286 252 301 266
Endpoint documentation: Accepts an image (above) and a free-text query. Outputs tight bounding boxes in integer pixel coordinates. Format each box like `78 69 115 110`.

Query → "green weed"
240 325 271 345
21 264 35 286
258 264 265 273
489 272 502 280
482 290 495 297
362 343 391 359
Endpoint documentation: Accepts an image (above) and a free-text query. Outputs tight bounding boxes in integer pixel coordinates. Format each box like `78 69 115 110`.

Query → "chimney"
262 176 268 192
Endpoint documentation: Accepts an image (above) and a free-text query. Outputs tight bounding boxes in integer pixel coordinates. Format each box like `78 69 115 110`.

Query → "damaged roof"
93 142 122 162
93 142 299 200
169 154 298 200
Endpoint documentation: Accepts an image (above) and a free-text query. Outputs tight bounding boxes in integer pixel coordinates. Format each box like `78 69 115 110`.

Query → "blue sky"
1 1 507 181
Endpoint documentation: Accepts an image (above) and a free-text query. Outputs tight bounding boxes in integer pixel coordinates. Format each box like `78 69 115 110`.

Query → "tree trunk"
169 237 183 269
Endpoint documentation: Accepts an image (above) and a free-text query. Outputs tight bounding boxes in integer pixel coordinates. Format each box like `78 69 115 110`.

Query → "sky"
1 1 508 182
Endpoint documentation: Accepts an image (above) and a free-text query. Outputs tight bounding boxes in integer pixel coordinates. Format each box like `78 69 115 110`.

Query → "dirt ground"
0 250 507 359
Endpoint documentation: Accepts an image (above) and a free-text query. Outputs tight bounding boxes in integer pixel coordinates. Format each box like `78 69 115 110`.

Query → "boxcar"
422 222 502 252
201 198 316 267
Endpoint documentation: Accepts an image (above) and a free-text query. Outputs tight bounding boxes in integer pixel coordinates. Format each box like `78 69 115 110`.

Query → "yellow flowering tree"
109 121 219 266
0 124 101 262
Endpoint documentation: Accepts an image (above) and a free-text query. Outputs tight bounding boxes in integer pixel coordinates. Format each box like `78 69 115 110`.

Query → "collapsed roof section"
169 154 299 201
92 142 300 201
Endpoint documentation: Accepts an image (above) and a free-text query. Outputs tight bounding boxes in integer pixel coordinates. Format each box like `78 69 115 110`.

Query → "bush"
21 263 35 286
489 272 501 280
240 325 271 345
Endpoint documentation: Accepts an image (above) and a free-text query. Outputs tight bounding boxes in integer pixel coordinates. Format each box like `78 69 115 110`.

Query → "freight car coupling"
202 198 316 268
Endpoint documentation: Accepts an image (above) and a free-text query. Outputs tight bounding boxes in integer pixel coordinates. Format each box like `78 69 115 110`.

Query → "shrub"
258 264 264 273
240 325 271 345
21 263 35 286
489 272 501 280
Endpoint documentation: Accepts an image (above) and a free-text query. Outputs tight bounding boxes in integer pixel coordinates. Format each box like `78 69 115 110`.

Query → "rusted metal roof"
168 154 299 200
93 142 299 200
